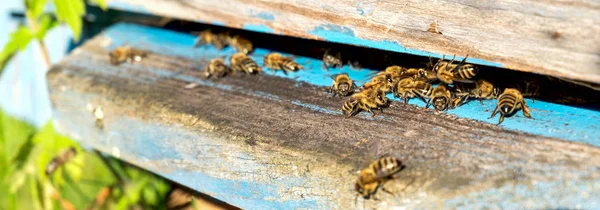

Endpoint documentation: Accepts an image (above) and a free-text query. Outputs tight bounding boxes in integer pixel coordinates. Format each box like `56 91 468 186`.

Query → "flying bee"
426 84 462 111
263 53 303 74
322 49 343 70
355 156 406 200
193 30 229 50
330 73 357 97
393 77 433 103
360 72 394 93
433 55 478 84
109 46 147 65
230 53 261 74
204 58 230 79
342 88 388 117
45 147 77 175
230 35 253 54
489 88 533 125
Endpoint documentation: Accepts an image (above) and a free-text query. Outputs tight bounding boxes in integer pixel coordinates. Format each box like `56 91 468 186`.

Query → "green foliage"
52 0 86 41
0 110 171 209
0 26 33 75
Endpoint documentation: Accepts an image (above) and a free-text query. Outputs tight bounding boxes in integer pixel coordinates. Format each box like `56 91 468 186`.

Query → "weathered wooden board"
47 23 600 209
105 0 600 84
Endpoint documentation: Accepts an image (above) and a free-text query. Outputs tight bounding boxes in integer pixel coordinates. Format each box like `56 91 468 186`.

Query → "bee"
360 72 394 93
229 35 253 54
427 20 442 34
230 53 261 74
426 84 463 111
45 147 77 175
343 88 388 117
393 76 433 103
355 156 405 200
400 68 438 82
433 55 478 84
263 53 303 74
330 73 357 97
193 30 229 50
204 58 230 79
489 88 533 125
109 46 147 65
323 49 343 70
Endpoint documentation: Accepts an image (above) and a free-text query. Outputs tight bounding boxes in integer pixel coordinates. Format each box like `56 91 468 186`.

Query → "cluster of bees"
193 30 303 78
106 29 539 204
332 55 534 125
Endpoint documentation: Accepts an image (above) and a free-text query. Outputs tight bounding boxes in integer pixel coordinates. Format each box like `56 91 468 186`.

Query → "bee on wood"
330 73 357 97
322 49 343 70
263 53 303 74
204 58 230 79
489 88 533 125
427 20 442 35
45 147 77 175
400 68 438 82
230 35 253 54
393 76 433 103
230 53 261 74
426 84 463 111
360 72 394 93
109 46 147 65
355 156 406 200
455 79 501 105
193 30 230 50
343 88 388 117
433 55 478 84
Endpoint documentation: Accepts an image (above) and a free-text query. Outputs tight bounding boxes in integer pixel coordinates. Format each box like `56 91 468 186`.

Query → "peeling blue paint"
107 1 150 14
211 21 226 26
243 24 275 34
103 23 600 148
250 11 275 21
309 24 504 68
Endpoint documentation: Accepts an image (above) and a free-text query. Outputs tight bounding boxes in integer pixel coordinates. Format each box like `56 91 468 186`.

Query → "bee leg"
522 101 533 119
417 95 428 104
323 63 329 71
489 105 499 118
479 99 484 105
403 97 408 104
425 98 432 109
497 114 505 125
531 97 535 103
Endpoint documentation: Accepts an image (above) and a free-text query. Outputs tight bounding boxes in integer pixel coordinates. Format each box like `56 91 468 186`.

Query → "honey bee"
342 88 388 117
393 76 433 103
426 84 462 111
109 46 147 65
45 147 77 175
360 72 394 93
263 53 303 74
400 68 438 82
230 53 261 74
330 73 356 97
433 55 478 84
489 88 533 125
323 49 343 70
193 30 229 50
427 20 442 35
229 35 253 54
204 58 230 79
355 156 405 200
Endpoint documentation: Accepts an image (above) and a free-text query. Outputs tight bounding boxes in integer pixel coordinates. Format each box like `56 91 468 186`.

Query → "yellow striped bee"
330 73 356 97
433 55 478 84
204 58 230 79
355 156 405 200
230 53 261 74
323 49 343 70
489 88 533 125
193 30 229 50
360 72 394 93
230 35 253 54
45 147 77 175
426 84 464 111
393 76 433 103
400 68 438 82
109 46 147 65
263 53 303 74
342 88 388 117
455 79 501 105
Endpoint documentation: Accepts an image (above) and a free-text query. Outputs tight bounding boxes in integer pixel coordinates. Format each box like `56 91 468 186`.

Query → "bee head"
338 83 350 92
433 97 448 111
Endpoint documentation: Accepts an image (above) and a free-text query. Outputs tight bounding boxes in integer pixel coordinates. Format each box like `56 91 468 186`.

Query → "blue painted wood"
105 23 599 146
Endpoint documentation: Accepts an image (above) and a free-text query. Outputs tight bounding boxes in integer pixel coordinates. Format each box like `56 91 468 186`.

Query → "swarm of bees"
334 55 536 125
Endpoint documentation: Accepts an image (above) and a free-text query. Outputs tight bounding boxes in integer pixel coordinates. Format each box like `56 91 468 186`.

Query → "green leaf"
0 99 36 164
142 187 158 206
34 13 59 39
90 0 108 10
0 26 33 74
53 0 85 41
25 0 49 18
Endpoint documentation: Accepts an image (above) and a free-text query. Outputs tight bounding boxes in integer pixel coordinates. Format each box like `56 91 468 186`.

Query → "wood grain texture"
106 0 600 84
47 27 600 209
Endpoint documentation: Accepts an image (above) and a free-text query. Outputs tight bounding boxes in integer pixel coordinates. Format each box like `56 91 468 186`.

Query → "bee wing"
453 79 475 83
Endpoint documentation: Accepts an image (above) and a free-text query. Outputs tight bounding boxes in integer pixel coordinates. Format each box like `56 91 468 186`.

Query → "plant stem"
25 12 51 69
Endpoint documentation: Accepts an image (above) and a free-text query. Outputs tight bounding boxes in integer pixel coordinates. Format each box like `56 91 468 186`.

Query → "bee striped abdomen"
371 157 403 178
342 99 359 116
498 93 518 113
456 65 478 80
